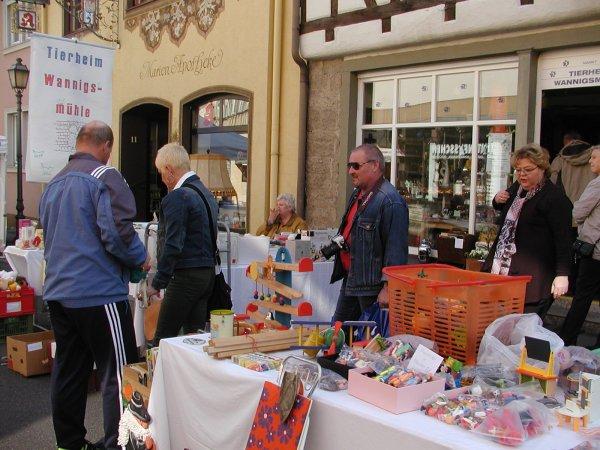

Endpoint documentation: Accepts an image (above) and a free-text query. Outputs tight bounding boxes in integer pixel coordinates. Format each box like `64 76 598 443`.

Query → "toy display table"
148 334 586 450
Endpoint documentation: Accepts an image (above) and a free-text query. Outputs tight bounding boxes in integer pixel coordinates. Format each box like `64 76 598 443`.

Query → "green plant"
466 247 489 260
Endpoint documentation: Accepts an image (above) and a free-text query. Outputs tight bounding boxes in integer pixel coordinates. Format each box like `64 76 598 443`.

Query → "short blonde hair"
511 143 550 175
155 142 191 171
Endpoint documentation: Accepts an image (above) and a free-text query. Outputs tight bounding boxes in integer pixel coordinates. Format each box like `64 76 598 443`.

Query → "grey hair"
590 145 600 154
277 193 296 212
155 142 191 171
353 144 385 174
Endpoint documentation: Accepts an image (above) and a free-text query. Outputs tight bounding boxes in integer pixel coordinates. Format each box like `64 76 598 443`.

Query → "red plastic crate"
383 264 531 365
0 286 35 318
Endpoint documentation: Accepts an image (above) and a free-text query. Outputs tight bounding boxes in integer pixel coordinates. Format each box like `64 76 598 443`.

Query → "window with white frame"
5 110 28 169
4 0 33 48
357 59 518 248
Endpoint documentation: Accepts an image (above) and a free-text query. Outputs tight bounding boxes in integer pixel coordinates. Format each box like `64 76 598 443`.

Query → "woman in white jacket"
560 146 600 346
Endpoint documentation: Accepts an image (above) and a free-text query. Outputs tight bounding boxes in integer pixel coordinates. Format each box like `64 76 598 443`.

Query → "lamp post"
7 58 29 240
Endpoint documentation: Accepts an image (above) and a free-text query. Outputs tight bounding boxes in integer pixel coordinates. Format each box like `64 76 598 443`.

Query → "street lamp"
7 58 29 240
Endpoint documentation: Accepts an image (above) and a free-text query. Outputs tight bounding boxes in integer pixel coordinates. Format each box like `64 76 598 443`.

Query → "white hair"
277 193 296 212
155 142 191 171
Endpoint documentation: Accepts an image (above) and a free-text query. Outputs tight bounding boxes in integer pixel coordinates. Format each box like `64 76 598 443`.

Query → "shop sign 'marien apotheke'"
139 49 224 80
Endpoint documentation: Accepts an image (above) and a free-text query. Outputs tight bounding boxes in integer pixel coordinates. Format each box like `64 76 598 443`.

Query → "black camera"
418 238 432 263
320 235 346 260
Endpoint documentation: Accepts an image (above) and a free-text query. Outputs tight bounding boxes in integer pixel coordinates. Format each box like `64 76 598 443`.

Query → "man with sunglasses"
330 143 408 324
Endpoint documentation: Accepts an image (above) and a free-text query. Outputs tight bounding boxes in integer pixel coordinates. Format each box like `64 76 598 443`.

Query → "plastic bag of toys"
318 368 348 391
473 399 557 446
477 314 564 374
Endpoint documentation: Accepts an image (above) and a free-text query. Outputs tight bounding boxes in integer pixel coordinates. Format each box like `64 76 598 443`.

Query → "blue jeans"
332 279 378 323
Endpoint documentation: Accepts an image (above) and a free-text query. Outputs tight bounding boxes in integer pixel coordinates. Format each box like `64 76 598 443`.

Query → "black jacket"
152 174 218 290
483 180 573 304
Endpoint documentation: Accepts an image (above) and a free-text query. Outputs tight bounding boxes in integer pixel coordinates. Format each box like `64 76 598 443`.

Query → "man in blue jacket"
330 144 408 323
40 121 149 450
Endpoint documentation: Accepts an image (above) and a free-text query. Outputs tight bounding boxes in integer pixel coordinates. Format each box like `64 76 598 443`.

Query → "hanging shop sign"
539 46 600 90
26 33 114 183
17 9 37 31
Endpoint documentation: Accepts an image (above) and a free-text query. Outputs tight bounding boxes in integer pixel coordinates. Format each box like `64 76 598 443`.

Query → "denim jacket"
152 174 218 290
331 178 409 296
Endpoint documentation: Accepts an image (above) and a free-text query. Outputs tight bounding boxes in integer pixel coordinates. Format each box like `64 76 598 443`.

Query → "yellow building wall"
112 0 302 232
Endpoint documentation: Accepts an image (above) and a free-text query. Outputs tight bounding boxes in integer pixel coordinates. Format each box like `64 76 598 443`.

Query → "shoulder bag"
183 183 233 316
572 237 599 258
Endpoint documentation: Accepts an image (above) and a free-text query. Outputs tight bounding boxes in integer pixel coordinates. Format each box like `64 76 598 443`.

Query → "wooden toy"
556 372 600 431
203 328 311 359
245 253 314 329
516 336 557 396
557 398 589 432
289 320 377 358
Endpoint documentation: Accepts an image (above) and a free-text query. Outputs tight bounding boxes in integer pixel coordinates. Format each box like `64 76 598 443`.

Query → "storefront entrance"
536 45 600 159
120 103 169 221
540 86 600 159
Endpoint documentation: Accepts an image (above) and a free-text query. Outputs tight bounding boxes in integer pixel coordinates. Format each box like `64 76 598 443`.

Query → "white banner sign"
26 33 114 183
539 46 600 91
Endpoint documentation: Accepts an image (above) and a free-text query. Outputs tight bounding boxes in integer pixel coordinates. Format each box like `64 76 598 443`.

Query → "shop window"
358 59 517 250
363 80 394 125
397 77 431 123
4 0 33 48
479 69 518 120
395 127 472 247
188 95 250 232
5 110 29 169
436 73 474 122
475 125 515 234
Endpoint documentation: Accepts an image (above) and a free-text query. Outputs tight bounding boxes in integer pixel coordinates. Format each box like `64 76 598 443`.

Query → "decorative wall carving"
125 0 224 51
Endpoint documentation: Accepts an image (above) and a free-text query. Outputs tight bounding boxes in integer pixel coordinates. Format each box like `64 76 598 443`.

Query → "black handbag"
182 182 233 315
572 238 597 258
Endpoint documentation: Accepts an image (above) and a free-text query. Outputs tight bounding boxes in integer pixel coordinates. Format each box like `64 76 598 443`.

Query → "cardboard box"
348 368 445 414
7 330 54 377
122 362 152 407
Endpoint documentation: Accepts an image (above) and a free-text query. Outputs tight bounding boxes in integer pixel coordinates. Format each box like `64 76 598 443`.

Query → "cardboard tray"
348 368 445 414
7 330 54 377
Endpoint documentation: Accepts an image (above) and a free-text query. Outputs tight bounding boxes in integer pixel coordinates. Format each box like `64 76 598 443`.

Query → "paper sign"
407 344 444 375
6 301 22 313
27 341 43 352
454 238 464 250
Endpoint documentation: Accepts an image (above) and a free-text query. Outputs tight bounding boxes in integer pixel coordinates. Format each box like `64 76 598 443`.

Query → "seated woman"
256 193 307 238
483 143 573 319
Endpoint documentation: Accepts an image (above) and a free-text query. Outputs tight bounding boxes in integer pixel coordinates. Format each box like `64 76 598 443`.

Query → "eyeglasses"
514 166 538 175
347 160 374 170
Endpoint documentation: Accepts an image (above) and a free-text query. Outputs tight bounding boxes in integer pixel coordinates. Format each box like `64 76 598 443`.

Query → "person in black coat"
483 144 573 319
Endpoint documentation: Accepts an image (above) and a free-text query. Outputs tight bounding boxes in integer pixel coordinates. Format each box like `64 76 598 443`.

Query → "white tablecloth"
148 334 586 450
3 246 45 295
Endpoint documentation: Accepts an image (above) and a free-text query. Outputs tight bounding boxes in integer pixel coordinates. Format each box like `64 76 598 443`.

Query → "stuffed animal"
118 391 154 450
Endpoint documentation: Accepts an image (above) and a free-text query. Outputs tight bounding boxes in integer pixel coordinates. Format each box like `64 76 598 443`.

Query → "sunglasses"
347 160 374 170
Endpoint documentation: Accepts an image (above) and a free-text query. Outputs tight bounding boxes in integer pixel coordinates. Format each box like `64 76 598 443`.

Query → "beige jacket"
573 175 600 261
550 140 595 205
255 212 307 238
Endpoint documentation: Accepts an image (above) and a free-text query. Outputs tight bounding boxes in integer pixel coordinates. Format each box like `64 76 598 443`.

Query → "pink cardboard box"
348 368 446 414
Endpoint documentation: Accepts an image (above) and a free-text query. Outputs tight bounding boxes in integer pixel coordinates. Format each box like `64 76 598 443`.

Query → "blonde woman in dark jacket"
560 145 600 346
